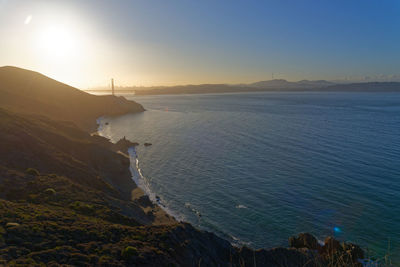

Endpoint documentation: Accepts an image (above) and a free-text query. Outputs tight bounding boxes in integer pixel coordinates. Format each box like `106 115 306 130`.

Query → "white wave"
184 202 202 218
229 234 253 247
96 117 104 135
236 204 248 209
96 121 183 221
127 147 181 220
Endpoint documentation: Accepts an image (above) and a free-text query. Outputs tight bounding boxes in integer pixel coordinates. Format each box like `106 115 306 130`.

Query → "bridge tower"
111 78 115 96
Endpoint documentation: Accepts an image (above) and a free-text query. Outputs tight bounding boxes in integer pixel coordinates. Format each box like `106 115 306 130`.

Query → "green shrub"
25 168 40 176
121 246 138 260
69 201 95 215
44 188 56 196
98 255 113 265
132 234 146 241
5 222 20 229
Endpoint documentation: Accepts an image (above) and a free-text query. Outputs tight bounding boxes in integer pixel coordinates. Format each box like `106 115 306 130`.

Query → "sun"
31 23 89 86
35 25 81 63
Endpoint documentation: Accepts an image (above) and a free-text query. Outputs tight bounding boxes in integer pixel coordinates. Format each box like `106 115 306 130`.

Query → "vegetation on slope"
0 66 144 131
0 67 367 266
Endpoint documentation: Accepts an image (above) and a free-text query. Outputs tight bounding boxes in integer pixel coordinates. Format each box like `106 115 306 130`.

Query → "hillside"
0 67 365 266
0 109 364 266
0 66 144 131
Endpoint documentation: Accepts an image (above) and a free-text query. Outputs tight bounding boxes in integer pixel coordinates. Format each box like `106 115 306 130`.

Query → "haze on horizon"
0 0 399 88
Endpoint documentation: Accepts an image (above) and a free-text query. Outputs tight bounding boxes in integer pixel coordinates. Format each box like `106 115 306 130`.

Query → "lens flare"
24 15 32 25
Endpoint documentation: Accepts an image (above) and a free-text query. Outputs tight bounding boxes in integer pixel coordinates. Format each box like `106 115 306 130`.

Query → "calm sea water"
99 92 400 262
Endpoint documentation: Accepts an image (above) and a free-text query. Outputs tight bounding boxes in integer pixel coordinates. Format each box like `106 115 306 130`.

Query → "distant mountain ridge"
130 79 400 95
87 77 400 95
88 79 336 92
248 79 334 88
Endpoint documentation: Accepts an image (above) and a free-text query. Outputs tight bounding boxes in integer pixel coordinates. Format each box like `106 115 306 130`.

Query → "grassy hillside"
0 67 365 266
0 66 144 131
0 107 319 266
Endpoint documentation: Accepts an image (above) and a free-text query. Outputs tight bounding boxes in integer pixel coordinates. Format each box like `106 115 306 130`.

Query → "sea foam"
127 147 181 220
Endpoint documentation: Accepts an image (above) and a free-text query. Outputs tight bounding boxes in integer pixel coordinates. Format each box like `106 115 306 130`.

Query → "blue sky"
0 0 399 87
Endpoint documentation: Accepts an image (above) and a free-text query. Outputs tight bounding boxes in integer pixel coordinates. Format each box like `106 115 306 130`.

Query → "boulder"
322 236 342 254
343 242 364 261
113 137 139 153
289 233 320 250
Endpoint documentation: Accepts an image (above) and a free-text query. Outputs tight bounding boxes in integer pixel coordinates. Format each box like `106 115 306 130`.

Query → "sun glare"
35 25 81 63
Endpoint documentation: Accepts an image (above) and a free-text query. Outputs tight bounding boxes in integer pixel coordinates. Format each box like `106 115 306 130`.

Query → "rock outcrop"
289 233 365 266
289 232 319 250
113 136 139 154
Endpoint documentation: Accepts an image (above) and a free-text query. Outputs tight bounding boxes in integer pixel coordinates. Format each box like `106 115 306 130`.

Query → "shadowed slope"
0 108 133 199
0 66 144 131
0 106 319 267
0 108 173 224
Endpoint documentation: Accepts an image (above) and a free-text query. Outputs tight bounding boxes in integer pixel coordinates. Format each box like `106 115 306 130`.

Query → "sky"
0 0 400 88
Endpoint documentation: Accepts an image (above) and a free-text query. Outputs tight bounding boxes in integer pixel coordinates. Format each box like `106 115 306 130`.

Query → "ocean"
98 91 400 262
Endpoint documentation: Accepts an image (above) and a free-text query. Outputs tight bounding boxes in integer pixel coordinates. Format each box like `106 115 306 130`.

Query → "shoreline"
95 115 361 252
96 116 255 248
0 66 370 265
127 146 181 221
93 113 371 265
0 108 368 266
95 116 179 225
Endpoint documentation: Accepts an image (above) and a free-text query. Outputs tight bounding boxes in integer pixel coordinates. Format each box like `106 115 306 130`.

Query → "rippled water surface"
99 92 400 261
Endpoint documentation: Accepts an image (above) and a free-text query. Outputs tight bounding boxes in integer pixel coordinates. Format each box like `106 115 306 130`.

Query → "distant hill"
0 66 144 131
127 79 400 96
133 84 244 95
321 82 400 92
249 79 334 89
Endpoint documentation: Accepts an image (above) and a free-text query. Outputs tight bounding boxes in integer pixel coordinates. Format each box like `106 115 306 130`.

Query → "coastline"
94 114 368 263
96 116 260 249
95 114 369 265
127 147 181 220
96 116 249 247
0 66 370 265
95 116 177 225
95 115 269 249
